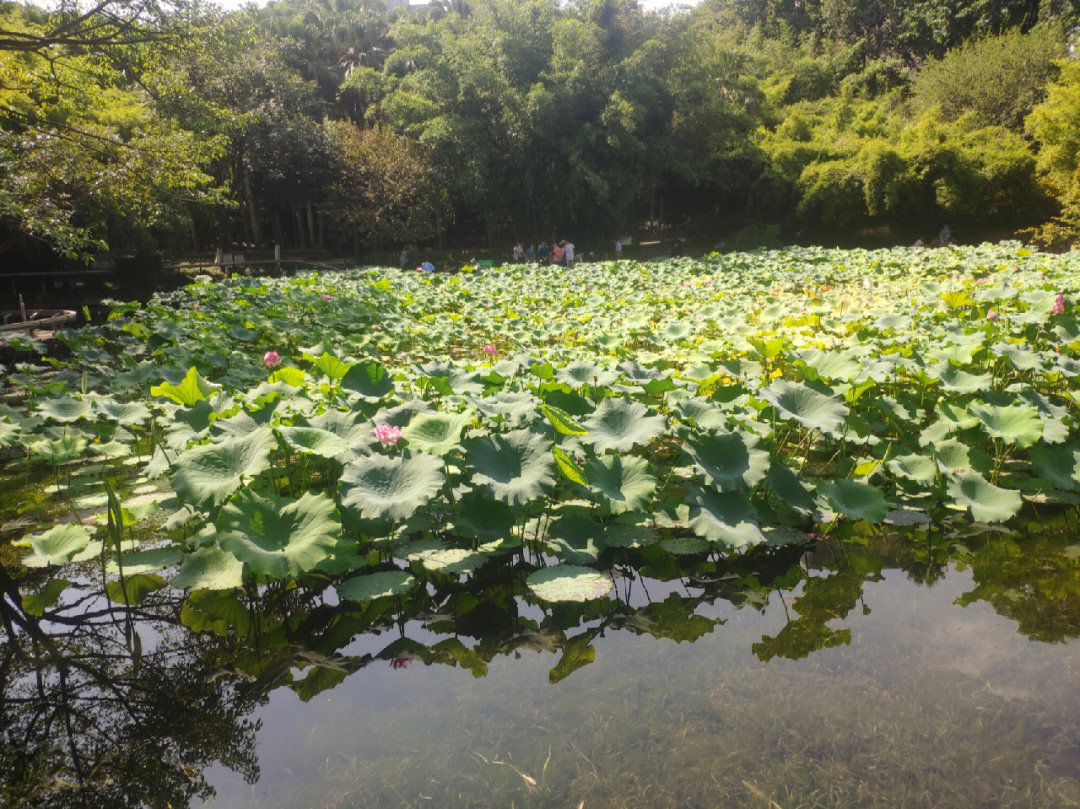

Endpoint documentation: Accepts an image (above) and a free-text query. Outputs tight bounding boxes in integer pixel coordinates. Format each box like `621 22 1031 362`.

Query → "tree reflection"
7 511 1080 806
0 567 260 809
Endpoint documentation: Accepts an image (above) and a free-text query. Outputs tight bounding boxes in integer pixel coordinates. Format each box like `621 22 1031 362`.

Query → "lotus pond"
6 243 1080 807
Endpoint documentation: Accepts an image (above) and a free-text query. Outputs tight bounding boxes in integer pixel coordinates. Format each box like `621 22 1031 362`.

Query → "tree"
325 121 445 247
913 25 1064 131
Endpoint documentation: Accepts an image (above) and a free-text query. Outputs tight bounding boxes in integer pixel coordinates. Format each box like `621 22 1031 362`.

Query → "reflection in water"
5 514 1080 807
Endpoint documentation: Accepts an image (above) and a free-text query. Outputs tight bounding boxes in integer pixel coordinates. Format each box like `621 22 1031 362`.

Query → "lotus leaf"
584 454 656 514
402 411 471 455
526 565 612 603
687 488 765 548
216 489 343 578
150 366 219 406
171 543 245 590
761 380 848 436
968 403 1043 448
947 471 1022 523
465 429 554 505
38 397 92 423
278 426 349 459
683 431 769 492
581 398 665 452
340 452 445 520
16 523 94 567
816 480 888 523
338 570 416 601
170 426 275 509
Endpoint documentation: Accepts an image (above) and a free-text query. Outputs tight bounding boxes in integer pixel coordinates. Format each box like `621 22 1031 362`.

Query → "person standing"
551 241 564 265
525 243 535 262
564 240 575 268
614 239 622 259
400 247 409 269
513 242 524 262
538 241 549 263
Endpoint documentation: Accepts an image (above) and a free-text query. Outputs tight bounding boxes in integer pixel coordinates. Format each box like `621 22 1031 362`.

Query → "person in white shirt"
512 242 524 262
564 241 575 267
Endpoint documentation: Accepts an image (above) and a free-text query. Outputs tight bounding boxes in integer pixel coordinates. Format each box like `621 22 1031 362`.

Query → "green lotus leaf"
415 547 487 575
465 429 554 505
540 403 587 435
308 409 373 450
683 431 769 492
106 573 167 605
761 380 848 436
886 453 937 484
374 399 433 428
816 479 888 523
311 352 352 380
106 546 184 576
795 349 862 382
22 579 73 616
16 523 93 567
30 433 88 464
452 491 516 542
660 536 711 555
581 398 666 452
687 488 765 549
968 402 1042 448
600 520 654 549
947 471 1022 523
526 564 612 603
37 397 92 423
557 361 617 387
0 418 20 447
546 513 604 564
927 438 964 470
341 359 394 398
96 399 151 426
584 454 656 514
674 399 728 430
180 589 250 634
278 426 349 459
170 426 275 509
766 461 816 516
338 570 416 601
150 366 219 406
1030 444 1080 491
553 445 587 485
217 489 343 579
171 543 245 590
339 452 445 520
935 363 992 394
402 411 472 455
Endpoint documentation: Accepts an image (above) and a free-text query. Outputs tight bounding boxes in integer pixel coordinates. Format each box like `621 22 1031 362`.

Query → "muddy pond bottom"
196 558 1080 809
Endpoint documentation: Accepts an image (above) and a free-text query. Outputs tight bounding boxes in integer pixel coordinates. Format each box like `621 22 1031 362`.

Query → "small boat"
0 308 77 333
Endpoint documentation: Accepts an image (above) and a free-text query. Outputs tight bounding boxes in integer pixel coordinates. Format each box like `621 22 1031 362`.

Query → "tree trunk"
294 208 306 249
243 169 261 246
306 202 316 249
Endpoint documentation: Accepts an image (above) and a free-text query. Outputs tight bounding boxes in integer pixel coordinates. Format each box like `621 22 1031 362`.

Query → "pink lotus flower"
682 282 692 289
1052 293 1066 314
263 351 281 368
694 314 705 321
987 309 999 321
704 279 713 286
372 423 401 446
483 344 498 356
322 293 332 300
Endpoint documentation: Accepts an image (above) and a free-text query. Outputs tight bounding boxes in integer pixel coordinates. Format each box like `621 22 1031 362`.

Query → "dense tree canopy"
2 0 1080 264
